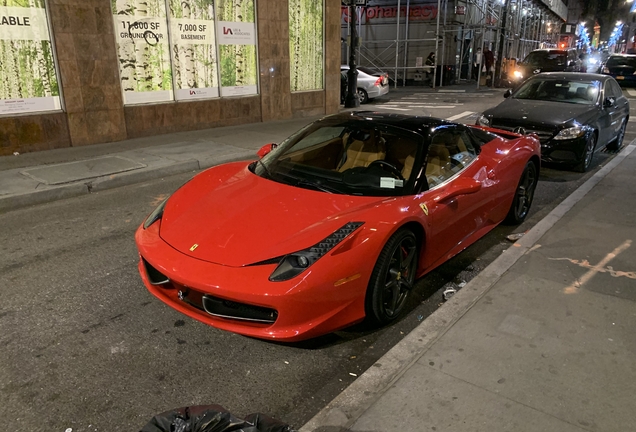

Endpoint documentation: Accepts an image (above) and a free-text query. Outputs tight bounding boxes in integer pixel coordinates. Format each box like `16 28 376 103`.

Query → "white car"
341 65 390 104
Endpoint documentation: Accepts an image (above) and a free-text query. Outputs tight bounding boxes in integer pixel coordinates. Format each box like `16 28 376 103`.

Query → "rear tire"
607 120 626 152
357 88 369 104
365 229 418 326
504 161 538 225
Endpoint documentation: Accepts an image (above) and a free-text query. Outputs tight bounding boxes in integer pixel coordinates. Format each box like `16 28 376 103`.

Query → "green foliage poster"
289 0 323 92
216 0 257 96
0 0 61 114
112 0 173 104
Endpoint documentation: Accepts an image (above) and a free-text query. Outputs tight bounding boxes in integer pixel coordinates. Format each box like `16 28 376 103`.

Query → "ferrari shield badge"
419 203 429 216
189 243 199 251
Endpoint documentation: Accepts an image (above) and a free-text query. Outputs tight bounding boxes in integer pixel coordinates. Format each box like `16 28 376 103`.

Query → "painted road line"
409 105 456 108
627 89 636 97
446 111 475 121
438 89 465 93
377 107 410 111
382 100 462 105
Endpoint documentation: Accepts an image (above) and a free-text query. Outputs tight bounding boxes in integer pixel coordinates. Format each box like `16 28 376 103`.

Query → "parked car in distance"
509 49 583 87
136 112 540 342
341 65 389 104
600 54 636 86
478 73 629 172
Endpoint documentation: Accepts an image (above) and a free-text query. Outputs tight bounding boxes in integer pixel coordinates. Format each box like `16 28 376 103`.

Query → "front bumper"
135 223 371 342
540 135 589 165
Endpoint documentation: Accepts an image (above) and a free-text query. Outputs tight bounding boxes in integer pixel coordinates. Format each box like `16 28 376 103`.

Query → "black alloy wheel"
607 120 627 152
357 88 369 104
366 229 418 325
504 161 538 224
574 133 597 173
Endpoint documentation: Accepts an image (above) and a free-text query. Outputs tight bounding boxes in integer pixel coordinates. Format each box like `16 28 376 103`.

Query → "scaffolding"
342 0 566 88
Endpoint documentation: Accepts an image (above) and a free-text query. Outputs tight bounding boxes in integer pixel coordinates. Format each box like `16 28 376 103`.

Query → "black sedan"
477 73 629 172
600 54 636 87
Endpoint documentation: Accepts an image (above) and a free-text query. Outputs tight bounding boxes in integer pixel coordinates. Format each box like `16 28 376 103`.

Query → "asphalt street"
1 87 636 432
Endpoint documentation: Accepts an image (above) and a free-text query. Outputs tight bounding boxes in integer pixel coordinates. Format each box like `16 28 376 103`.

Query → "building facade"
0 0 341 156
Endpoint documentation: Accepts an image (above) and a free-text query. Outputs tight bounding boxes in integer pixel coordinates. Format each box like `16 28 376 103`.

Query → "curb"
0 153 257 212
0 182 88 213
299 143 636 432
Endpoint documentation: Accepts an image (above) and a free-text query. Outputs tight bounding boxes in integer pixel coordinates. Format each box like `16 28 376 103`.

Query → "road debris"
507 232 525 242
443 287 457 301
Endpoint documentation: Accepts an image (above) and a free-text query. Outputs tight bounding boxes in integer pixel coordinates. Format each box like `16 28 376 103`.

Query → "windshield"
252 118 421 196
513 78 600 105
522 51 567 67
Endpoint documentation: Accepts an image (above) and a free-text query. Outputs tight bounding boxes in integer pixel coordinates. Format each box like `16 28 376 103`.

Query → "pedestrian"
484 47 495 84
473 48 482 80
425 52 435 85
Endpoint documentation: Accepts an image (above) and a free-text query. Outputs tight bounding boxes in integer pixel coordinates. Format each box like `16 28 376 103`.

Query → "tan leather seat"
338 135 386 172
425 144 451 186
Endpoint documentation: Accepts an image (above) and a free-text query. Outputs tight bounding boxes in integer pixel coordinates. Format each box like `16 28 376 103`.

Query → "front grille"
202 295 278 324
142 258 170 285
175 286 278 324
492 123 555 144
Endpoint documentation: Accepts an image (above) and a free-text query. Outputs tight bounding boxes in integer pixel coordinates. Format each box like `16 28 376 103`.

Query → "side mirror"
504 89 512 98
603 97 615 108
432 177 482 202
257 143 277 158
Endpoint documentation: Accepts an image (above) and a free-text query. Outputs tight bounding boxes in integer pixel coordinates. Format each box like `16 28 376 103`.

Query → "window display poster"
112 0 173 104
0 0 61 115
289 0 323 92
168 0 219 100
216 0 257 96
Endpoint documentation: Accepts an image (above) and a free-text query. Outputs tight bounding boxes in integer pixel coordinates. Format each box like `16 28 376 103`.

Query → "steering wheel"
367 160 405 180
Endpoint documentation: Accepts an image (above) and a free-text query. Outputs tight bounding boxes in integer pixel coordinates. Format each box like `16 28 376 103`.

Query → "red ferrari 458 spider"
135 112 540 342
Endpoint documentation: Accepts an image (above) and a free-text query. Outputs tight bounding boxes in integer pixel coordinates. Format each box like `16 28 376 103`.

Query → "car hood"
159 162 384 267
484 98 595 128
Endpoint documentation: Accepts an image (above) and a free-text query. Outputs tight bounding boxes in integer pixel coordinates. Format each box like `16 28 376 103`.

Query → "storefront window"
112 0 173 104
289 0 323 92
112 0 257 105
216 0 257 96
0 0 61 115
168 0 219 100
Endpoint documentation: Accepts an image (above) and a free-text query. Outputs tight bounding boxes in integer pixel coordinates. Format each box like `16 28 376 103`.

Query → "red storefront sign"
341 4 438 24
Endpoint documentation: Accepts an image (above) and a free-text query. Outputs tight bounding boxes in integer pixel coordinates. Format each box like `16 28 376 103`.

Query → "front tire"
504 161 538 225
574 133 596 173
365 229 418 325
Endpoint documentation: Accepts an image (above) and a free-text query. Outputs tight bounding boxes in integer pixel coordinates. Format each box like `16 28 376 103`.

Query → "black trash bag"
140 404 294 432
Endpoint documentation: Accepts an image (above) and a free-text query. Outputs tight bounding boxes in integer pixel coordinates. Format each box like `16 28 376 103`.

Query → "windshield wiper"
255 159 273 179
276 171 341 194
296 179 341 194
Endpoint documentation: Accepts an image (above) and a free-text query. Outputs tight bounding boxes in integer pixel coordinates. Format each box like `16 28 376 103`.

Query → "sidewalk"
301 144 636 432
0 82 496 213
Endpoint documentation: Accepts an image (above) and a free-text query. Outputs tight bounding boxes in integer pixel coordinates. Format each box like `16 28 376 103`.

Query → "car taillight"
374 77 382 86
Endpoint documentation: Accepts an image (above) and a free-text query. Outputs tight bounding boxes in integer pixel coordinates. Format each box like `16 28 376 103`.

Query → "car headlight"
269 222 364 282
476 114 491 127
513 70 523 79
143 197 169 229
553 126 585 141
